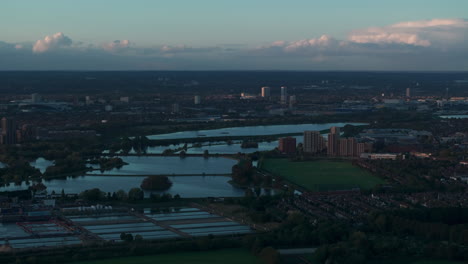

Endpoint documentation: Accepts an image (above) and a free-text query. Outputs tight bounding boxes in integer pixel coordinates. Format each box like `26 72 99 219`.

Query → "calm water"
90 156 236 175
181 135 304 154
440 115 468 119
148 123 365 140
0 175 245 198
29 157 54 173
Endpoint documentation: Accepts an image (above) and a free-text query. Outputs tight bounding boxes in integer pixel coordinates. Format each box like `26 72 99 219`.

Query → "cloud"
284 35 336 52
103 40 131 52
33 32 72 53
348 18 468 47
253 35 343 60
391 18 467 28
348 30 431 47
1 18 467 70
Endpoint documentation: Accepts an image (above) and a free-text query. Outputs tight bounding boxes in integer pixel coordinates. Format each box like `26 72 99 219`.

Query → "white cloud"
348 29 431 47
284 35 336 52
348 18 468 47
1 18 467 70
103 39 131 52
33 32 72 53
391 18 467 28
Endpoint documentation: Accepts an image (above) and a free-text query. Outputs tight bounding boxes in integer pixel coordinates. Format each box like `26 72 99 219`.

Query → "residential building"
261 87 271 98
304 131 326 154
279 137 297 154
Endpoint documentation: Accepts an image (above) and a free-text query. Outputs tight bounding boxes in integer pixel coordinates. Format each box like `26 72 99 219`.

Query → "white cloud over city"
32 32 73 53
0 18 467 70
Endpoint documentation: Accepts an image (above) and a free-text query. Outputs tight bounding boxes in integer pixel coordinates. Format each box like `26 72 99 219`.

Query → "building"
347 137 356 156
289 95 296 108
1 117 17 145
85 96 93 105
171 103 180 113
120 97 130 103
279 137 297 154
304 131 326 154
280 86 288 105
31 93 41 103
261 87 271 98
194 95 201 105
338 138 347 156
360 153 402 160
356 142 372 157
327 126 340 156
406 87 411 98
338 138 356 157
17 124 36 143
330 126 340 135
240 93 257 99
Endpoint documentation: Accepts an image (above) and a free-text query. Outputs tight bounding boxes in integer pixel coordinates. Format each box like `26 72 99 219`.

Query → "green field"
368 259 465 264
77 249 261 264
261 159 384 191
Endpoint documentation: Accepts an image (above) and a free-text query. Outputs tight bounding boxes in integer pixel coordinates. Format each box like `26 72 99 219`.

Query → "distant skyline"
1 0 467 71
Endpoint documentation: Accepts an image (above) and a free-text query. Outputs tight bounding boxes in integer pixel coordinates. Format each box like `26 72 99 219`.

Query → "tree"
140 175 173 191
116 189 128 201
128 188 144 201
254 186 262 197
259 247 280 264
232 159 254 185
120 232 133 242
79 188 105 201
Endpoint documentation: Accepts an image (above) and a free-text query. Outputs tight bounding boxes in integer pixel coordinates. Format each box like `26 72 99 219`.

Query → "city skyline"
0 1 467 70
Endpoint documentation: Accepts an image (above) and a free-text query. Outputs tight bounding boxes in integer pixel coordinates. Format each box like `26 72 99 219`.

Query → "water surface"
148 123 365 140
0 175 245 198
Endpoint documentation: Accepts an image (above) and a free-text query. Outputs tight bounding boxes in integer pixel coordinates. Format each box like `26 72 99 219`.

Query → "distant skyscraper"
1 117 17 145
279 137 296 154
261 87 271 98
304 131 326 154
104 105 113 112
280 86 288 105
289 95 296 108
171 103 180 113
406 88 411 98
327 127 340 156
31 93 41 103
194 95 201 105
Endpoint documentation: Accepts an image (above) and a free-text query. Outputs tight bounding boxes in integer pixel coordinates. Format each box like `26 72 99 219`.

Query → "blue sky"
0 0 467 70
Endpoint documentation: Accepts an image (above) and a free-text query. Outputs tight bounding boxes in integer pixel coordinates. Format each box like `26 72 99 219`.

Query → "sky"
0 0 467 71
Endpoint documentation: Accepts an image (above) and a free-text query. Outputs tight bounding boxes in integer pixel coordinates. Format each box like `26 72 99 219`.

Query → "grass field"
368 259 466 264
261 159 384 191
77 249 261 264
